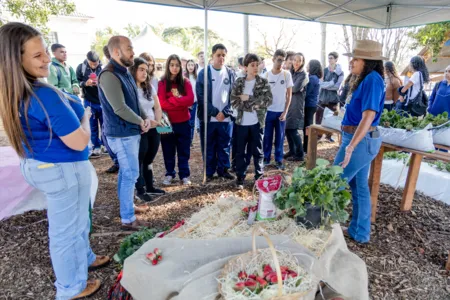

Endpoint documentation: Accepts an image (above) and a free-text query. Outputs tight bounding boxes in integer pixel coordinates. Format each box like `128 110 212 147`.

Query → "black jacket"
76 60 102 104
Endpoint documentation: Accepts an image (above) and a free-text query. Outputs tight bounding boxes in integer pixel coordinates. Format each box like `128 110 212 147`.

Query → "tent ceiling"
122 0 450 28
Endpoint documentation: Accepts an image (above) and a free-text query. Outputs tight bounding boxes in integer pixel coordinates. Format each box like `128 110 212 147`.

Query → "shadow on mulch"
0 135 449 299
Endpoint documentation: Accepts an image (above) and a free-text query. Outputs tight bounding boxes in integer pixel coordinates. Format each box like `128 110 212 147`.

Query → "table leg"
401 153 423 211
306 127 318 170
369 146 384 223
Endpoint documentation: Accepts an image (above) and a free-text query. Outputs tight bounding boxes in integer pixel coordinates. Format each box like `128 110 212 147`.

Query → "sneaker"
229 168 236 174
263 159 271 167
236 178 244 190
220 171 235 180
283 152 293 159
287 156 304 162
182 177 192 185
105 164 119 174
275 161 285 170
147 187 166 196
135 192 153 202
163 176 173 185
93 148 101 156
101 146 108 154
206 175 214 182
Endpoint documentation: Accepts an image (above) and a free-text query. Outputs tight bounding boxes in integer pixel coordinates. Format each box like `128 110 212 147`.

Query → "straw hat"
343 40 388 60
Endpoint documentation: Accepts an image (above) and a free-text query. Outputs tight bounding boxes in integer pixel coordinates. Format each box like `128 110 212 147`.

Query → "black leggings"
303 106 317 153
285 129 304 159
136 128 161 193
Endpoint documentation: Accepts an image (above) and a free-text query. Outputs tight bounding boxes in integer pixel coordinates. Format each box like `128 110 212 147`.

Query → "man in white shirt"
263 49 293 170
196 44 236 181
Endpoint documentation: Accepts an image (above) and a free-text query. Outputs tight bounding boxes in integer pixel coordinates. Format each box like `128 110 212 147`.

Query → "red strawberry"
244 280 259 291
255 276 268 288
154 248 162 256
280 266 289 273
281 272 288 280
263 264 273 274
288 271 298 278
248 274 257 280
233 282 245 291
242 207 249 213
251 205 258 212
152 259 158 265
270 275 279 284
265 271 276 281
146 252 156 261
238 271 248 280
157 255 163 261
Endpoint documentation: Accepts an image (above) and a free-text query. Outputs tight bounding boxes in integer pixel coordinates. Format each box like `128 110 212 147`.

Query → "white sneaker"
163 176 173 185
93 148 101 156
182 177 191 185
101 146 108 154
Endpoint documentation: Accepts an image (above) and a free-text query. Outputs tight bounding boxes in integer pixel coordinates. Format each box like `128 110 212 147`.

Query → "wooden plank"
383 143 450 162
434 144 450 151
400 153 423 211
306 126 318 170
369 146 385 223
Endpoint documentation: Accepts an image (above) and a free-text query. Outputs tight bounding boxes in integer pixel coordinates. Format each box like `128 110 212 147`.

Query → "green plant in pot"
274 159 351 228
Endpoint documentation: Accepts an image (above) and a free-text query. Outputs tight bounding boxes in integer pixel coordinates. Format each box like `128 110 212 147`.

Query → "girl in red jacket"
158 54 195 185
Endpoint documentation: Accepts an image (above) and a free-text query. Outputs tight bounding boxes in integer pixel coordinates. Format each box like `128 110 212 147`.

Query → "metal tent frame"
121 0 450 183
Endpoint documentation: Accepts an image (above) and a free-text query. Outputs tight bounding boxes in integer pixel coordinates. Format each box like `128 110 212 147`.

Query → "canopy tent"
132 26 194 61
123 0 450 29
121 0 450 183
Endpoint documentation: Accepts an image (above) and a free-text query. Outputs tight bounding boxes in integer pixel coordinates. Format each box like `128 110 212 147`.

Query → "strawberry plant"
114 228 160 265
380 110 449 131
274 159 351 226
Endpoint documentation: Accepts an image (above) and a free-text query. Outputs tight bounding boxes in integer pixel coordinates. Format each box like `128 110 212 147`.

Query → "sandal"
70 279 101 299
121 219 151 231
88 255 110 272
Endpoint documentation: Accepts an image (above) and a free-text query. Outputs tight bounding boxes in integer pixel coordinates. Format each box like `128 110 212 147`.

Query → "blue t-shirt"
20 85 89 163
342 71 385 126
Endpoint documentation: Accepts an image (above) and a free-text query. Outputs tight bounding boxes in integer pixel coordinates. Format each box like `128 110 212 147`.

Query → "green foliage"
114 228 159 265
274 159 351 225
161 26 223 56
429 160 450 173
91 27 119 62
1 0 75 35
124 23 142 39
409 22 450 59
380 109 449 131
384 152 410 165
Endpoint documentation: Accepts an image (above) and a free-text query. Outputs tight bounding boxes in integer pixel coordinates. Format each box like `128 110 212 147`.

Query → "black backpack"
406 72 428 117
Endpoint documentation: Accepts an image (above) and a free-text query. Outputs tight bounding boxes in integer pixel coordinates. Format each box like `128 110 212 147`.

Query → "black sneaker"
106 165 119 173
275 161 285 170
206 175 214 182
283 152 293 159
135 192 153 202
220 171 235 180
263 159 271 167
236 178 244 190
287 156 304 162
147 188 166 196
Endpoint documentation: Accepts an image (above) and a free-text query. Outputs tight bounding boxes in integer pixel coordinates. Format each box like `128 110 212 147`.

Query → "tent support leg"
202 1 209 184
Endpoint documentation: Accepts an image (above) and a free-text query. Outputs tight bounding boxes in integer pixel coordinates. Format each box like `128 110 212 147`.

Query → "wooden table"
306 124 450 222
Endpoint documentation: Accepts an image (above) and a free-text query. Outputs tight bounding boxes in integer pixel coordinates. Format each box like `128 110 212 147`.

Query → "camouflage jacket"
231 75 273 127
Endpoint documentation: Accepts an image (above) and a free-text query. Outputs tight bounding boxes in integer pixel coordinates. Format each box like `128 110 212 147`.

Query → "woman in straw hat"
334 40 387 244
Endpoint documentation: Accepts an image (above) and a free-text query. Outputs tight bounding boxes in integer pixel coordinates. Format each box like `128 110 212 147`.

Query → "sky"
72 0 350 70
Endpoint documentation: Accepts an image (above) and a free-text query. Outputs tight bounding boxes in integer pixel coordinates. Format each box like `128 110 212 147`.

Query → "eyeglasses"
276 59 285 63
328 57 335 60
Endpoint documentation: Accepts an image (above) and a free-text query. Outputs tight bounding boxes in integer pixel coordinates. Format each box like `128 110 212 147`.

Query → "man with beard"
98 36 151 230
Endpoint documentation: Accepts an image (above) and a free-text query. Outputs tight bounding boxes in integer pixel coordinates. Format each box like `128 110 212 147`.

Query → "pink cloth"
0 147 34 220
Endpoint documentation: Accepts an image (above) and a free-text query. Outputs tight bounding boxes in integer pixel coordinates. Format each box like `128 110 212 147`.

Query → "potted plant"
274 159 351 229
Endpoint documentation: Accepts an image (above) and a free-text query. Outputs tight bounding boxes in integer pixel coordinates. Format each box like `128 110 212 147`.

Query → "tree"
161 26 223 56
91 27 119 62
0 0 75 35
409 22 450 58
254 21 300 57
124 23 142 39
340 25 414 67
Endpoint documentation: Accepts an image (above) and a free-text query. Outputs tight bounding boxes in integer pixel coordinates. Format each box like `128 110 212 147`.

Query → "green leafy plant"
383 152 410 165
380 110 449 131
113 228 160 265
274 159 351 226
409 22 450 60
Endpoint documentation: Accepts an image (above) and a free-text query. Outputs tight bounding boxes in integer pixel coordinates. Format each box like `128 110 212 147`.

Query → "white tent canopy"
123 0 450 29
132 26 194 61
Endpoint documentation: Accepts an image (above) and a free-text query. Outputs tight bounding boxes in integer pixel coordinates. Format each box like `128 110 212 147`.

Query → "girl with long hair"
0 22 109 299
335 40 386 244
384 61 402 111
184 59 198 144
158 54 194 185
129 57 165 201
303 59 323 153
397 55 430 115
139 52 158 93
284 52 309 161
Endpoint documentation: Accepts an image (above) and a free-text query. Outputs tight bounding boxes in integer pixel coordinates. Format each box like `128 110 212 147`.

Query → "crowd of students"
1 21 450 300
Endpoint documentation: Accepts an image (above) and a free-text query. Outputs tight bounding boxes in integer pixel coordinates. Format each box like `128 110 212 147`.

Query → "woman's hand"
150 119 161 128
339 145 354 168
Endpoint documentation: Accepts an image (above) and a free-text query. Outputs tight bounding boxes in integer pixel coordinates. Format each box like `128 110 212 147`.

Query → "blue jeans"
20 159 96 299
84 100 103 150
333 131 382 243
107 135 140 223
101 125 118 167
263 111 286 163
161 121 191 179
189 102 198 143
200 121 232 176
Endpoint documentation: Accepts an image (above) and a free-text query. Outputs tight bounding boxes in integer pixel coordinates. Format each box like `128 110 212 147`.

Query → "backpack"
406 72 428 117
51 61 63 82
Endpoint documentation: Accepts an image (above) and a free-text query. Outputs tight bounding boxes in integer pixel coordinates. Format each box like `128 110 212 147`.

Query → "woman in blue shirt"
428 65 450 116
0 23 108 299
335 40 387 244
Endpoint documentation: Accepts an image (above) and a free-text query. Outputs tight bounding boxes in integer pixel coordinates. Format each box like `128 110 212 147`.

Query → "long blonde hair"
0 23 50 157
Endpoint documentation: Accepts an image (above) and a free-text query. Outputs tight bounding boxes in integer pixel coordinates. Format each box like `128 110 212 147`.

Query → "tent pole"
202 0 209 184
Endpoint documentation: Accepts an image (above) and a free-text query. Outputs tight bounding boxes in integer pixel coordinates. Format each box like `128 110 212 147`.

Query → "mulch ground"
0 135 449 300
